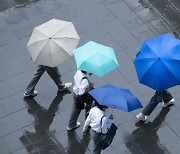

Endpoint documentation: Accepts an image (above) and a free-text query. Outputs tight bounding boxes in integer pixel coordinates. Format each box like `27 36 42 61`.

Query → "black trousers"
68 93 94 128
142 90 173 116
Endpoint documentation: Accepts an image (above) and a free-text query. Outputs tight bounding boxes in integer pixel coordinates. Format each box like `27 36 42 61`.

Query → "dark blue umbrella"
134 34 180 92
89 84 143 112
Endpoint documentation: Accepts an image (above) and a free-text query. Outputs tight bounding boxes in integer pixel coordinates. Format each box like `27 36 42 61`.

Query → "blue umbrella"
89 84 143 112
134 34 180 92
73 41 119 77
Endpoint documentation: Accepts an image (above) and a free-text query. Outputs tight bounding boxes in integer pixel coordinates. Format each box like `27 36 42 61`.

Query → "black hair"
94 101 108 110
81 70 87 74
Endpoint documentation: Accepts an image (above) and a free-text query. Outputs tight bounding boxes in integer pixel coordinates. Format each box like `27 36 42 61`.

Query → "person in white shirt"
83 103 113 154
67 70 94 131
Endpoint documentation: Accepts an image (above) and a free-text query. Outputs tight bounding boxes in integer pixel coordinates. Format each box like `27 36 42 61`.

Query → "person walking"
82 103 113 154
24 65 72 97
67 70 94 131
136 89 175 121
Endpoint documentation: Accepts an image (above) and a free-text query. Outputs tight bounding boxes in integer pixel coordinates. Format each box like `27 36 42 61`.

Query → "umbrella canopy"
27 19 80 67
73 41 119 77
89 84 143 112
134 34 180 92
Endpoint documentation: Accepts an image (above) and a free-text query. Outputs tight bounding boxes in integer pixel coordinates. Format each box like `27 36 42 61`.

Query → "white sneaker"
162 98 175 108
24 91 38 97
59 82 72 91
136 113 148 122
67 122 80 131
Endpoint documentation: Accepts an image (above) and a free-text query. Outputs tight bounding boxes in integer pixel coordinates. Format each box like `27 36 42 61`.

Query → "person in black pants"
136 89 175 121
67 70 95 131
24 65 72 97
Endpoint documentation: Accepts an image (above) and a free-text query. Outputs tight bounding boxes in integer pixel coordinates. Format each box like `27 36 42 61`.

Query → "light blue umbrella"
134 34 180 91
89 84 143 112
73 41 119 77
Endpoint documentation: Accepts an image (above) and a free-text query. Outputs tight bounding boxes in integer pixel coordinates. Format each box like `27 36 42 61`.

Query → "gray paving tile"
0 116 19 138
6 73 30 93
44 6 72 22
130 24 156 43
91 5 116 24
72 11 99 33
124 43 141 60
9 108 35 129
169 119 180 138
13 148 29 154
103 0 123 5
1 59 26 79
0 93 26 115
107 1 132 17
154 125 179 146
0 104 7 118
117 12 144 30
124 0 149 11
0 0 12 12
102 69 129 86
34 0 69 14
113 141 142 154
85 26 123 53
0 27 19 46
103 19 139 49
1 130 24 153
147 19 173 36
3 7 29 25
135 7 160 24
165 139 180 154
0 139 10 154
0 47 12 65
0 81 14 100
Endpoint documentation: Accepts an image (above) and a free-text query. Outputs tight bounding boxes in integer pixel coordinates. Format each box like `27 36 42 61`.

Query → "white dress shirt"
83 106 112 134
73 70 90 96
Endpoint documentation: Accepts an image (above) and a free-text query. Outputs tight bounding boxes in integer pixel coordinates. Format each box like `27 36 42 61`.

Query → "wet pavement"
0 0 180 153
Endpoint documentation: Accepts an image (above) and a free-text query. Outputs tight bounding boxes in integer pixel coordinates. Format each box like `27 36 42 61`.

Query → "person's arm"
101 117 109 134
83 115 91 135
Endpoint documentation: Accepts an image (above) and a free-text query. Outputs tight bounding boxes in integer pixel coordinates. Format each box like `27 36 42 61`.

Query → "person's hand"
109 114 113 120
83 130 87 136
90 83 94 88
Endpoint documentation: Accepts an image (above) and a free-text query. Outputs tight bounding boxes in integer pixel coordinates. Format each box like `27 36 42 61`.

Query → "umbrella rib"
28 38 49 46
51 40 70 56
52 23 76 38
35 40 51 63
161 59 180 81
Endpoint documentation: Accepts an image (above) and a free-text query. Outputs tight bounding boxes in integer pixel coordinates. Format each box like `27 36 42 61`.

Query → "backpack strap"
100 115 106 133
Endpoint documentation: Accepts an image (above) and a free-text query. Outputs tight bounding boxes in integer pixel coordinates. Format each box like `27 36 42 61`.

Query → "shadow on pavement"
125 107 171 153
20 90 71 154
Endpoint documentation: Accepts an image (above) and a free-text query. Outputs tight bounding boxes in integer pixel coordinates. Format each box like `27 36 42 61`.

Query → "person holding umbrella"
82 102 113 154
133 34 179 121
67 70 95 131
136 89 175 121
24 19 80 97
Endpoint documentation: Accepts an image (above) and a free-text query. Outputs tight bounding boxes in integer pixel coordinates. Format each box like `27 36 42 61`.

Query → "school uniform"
67 70 94 129
83 106 112 154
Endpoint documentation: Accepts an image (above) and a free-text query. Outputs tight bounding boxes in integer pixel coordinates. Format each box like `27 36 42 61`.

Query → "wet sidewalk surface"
0 0 180 153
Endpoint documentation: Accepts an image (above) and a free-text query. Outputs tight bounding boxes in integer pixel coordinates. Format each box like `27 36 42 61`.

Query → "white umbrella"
27 19 80 67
